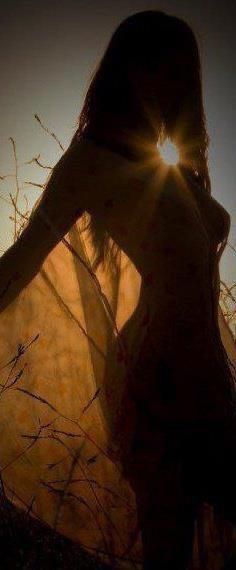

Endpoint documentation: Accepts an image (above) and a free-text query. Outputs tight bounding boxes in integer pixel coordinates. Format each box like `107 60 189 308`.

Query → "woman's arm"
0 140 88 314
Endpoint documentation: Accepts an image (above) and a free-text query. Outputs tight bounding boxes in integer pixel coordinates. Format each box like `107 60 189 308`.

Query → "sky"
0 0 235 287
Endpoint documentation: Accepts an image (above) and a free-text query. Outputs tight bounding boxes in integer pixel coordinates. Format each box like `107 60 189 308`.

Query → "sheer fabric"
0 139 236 568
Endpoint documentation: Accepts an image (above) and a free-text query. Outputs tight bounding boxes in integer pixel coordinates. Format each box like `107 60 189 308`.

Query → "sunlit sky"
0 0 235 285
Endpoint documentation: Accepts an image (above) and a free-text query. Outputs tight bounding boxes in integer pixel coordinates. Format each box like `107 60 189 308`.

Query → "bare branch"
34 114 65 151
9 137 21 241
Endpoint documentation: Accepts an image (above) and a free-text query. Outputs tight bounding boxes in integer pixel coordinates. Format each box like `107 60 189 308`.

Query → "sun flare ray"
157 138 180 166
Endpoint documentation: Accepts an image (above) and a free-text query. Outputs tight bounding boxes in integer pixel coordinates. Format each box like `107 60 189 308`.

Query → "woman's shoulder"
66 134 148 214
72 135 135 170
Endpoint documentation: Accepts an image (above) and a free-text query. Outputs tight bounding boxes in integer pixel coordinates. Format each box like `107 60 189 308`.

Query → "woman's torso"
81 136 230 326
78 136 233 426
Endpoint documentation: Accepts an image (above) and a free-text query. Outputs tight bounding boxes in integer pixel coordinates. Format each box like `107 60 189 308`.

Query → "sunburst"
157 138 179 166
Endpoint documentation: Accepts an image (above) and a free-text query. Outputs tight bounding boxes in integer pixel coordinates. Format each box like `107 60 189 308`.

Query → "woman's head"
76 11 209 178
73 10 211 267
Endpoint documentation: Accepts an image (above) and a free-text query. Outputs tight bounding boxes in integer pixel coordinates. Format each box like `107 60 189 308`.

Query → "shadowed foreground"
0 495 111 569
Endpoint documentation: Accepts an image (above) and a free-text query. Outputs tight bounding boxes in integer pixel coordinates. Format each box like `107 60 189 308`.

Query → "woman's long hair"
71 10 211 269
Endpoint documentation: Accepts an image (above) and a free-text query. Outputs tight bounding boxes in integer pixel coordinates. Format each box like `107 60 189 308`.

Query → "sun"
157 138 179 166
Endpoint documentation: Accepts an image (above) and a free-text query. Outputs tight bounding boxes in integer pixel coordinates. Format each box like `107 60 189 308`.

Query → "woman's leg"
126 430 199 569
134 477 198 569
198 422 236 526
180 421 236 528
179 421 236 570
125 413 236 568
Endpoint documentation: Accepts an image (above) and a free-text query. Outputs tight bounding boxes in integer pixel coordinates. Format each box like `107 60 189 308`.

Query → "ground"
0 495 111 569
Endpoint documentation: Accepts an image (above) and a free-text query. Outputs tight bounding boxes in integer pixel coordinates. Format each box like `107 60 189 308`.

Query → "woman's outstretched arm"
0 140 88 314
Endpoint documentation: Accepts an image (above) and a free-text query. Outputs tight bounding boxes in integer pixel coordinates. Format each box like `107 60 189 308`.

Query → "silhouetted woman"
0 10 236 569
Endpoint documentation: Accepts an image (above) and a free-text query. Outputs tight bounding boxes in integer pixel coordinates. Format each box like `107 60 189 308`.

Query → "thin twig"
34 114 65 151
9 137 20 241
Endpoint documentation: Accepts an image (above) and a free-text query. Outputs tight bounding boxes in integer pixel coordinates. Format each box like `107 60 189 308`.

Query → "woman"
0 9 236 569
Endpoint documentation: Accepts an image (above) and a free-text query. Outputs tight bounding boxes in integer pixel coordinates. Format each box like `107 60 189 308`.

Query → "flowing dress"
0 137 235 568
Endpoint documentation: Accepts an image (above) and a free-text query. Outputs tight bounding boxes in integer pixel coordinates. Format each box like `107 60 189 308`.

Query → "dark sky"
0 0 235 285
